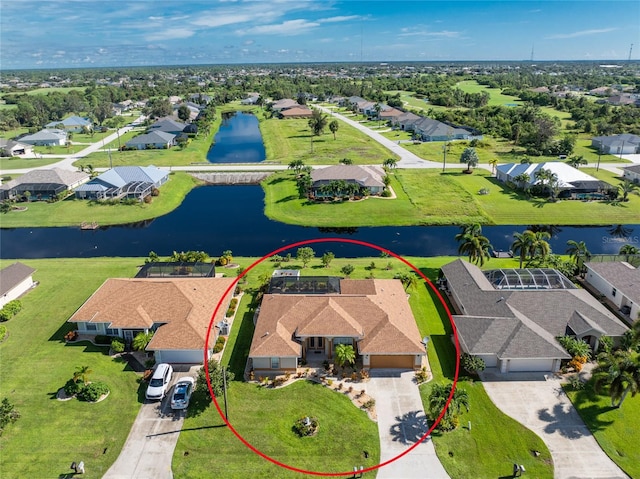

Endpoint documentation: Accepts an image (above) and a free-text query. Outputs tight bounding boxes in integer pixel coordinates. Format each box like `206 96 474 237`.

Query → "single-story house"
392 111 422 131
591 134 640 155
270 99 299 112
189 93 212 105
18 129 67 146
172 104 199 121
413 117 480 142
440 259 628 373
496 162 616 199
585 261 640 322
622 164 640 184
45 116 92 133
249 278 426 374
309 165 385 198
340 96 366 108
0 139 33 157
241 93 260 105
0 262 36 308
279 106 313 119
379 107 404 121
68 277 236 364
147 117 188 135
0 168 89 201
74 165 169 201
125 130 176 150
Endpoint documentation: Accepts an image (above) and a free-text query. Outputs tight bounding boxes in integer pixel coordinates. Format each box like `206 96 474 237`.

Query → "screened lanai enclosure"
484 268 576 290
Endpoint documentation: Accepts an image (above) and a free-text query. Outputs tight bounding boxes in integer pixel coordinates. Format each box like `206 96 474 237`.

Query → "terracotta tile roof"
249 279 425 358
68 278 235 351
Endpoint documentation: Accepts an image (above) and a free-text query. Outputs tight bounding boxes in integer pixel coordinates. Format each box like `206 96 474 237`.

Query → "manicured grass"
455 80 524 107
0 156 60 170
0 257 143 478
0 172 200 228
1 86 86 97
263 169 638 227
565 383 640 478
261 115 396 165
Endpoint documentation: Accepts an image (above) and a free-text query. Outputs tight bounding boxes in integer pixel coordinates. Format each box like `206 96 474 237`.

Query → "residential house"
392 111 422 131
0 262 36 308
189 93 212 105
172 103 199 122
622 164 640 184
309 165 385 198
412 117 479 142
340 96 366 108
585 261 640 323
147 117 188 136
379 107 404 122
0 168 89 201
18 129 67 146
591 134 640 155
68 277 236 364
249 278 426 374
440 259 628 373
0 139 33 157
74 165 169 201
125 130 176 150
279 106 313 119
270 98 299 112
241 93 260 105
496 162 616 199
45 116 92 133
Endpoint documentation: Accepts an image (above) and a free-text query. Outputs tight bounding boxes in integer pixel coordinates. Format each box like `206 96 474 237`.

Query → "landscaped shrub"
0 300 22 322
381 189 392 197
0 398 20 436
0 325 7 342
414 367 430 384
557 336 591 359
63 378 83 397
292 416 318 437
229 298 238 309
143 195 152 204
362 398 375 410
461 353 486 375
77 382 109 402
110 338 125 353
94 335 119 345
213 336 226 353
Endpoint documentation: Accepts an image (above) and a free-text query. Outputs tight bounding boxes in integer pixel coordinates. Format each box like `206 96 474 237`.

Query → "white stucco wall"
0 276 34 308
585 267 623 308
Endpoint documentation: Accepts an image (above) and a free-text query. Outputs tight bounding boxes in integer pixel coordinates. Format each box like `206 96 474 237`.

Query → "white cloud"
236 19 320 36
398 29 461 38
192 13 253 28
145 28 195 41
318 15 361 23
545 28 617 40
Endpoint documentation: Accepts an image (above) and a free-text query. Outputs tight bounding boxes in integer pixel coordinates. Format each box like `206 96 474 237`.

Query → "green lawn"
1 86 86 97
455 80 524 107
263 169 639 227
261 115 396 165
0 156 60 170
0 172 200 228
565 383 640 478
0 257 143 478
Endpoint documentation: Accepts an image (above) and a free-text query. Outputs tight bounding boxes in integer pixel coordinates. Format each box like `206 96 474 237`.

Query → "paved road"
367 370 450 479
481 371 629 479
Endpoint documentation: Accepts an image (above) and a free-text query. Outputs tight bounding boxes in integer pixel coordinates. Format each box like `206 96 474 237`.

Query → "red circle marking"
204 238 460 476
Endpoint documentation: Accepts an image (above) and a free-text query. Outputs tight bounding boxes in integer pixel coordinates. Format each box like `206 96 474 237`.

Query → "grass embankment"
263 169 639 227
0 257 143 478
0 171 200 228
261 115 395 165
565 384 640 478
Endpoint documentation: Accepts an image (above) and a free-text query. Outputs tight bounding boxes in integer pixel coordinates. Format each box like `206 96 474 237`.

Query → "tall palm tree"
528 231 551 260
566 240 591 273
619 244 640 262
383 158 398 169
594 350 640 408
567 155 587 169
329 119 339 140
488 158 498 176
617 180 639 202
308 108 328 152
428 383 470 429
511 230 535 268
513 173 530 192
455 224 492 266
288 159 305 175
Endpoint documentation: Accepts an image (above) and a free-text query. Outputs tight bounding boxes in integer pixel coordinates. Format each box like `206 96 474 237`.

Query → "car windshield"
174 393 185 400
149 378 164 387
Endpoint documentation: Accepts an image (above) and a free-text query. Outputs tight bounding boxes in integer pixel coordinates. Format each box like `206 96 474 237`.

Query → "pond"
0 185 637 259
206 111 265 163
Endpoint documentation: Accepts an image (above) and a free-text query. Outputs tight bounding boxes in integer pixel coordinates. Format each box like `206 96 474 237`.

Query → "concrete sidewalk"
366 370 449 479
482 371 628 479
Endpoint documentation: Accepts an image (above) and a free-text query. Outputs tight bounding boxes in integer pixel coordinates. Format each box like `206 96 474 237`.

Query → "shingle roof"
0 262 36 296
249 279 425 358
68 278 235 351
592 134 640 147
310 165 385 188
586 261 640 306
45 116 91 128
126 130 176 146
0 168 88 190
148 117 187 133
623 164 640 174
19 129 67 142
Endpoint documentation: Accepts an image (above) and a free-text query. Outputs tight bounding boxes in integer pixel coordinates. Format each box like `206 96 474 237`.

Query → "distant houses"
124 117 193 150
622 164 640 184
0 168 89 201
44 116 92 133
74 166 169 201
591 134 640 155
0 139 33 157
18 128 67 146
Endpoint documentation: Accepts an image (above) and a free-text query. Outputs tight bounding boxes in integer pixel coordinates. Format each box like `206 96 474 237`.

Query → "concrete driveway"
481 371 628 479
103 374 187 479
366 370 449 479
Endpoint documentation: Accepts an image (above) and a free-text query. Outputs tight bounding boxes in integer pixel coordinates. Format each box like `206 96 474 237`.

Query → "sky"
1 0 639 69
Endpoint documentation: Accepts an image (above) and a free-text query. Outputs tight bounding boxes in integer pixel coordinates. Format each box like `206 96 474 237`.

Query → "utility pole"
596 145 602 172
629 44 634 62
108 148 112 169
442 142 447 172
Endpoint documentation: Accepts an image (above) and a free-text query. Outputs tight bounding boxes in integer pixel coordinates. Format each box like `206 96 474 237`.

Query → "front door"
308 337 324 351
123 330 134 342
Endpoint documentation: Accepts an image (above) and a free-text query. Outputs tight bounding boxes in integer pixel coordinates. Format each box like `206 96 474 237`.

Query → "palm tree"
460 147 479 173
594 350 640 408
428 383 470 430
329 119 339 140
619 244 640 262
395 272 418 291
73 365 92 385
617 180 638 202
567 155 587 169
566 240 591 274
513 173 530 192
334 343 356 372
511 230 535 268
488 158 498 176
529 231 551 260
383 158 398 169
132 331 154 352
308 108 328 152
339 157 353 165
519 156 531 165
288 159 305 175
374 103 382 125
455 224 492 266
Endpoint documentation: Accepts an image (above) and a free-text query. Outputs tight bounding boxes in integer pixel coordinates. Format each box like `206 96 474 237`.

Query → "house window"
106 328 118 336
85 323 97 331
271 357 280 369
612 288 617 297
333 337 352 346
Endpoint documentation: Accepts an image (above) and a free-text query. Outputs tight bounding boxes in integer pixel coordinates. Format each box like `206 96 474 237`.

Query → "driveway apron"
481 372 628 479
367 370 449 479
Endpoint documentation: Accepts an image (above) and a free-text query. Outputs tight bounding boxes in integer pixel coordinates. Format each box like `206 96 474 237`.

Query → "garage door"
508 358 554 372
370 355 414 369
155 349 205 364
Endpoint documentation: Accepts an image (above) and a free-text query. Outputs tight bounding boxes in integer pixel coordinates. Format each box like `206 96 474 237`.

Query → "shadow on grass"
63 340 110 355
185 390 213 418
226 310 256 378
431 335 457 379
276 194 298 203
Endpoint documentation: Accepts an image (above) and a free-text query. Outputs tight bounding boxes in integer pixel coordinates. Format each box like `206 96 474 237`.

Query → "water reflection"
206 111 266 163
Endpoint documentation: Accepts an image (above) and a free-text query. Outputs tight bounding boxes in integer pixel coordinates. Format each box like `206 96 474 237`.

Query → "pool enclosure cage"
135 261 215 278
485 268 576 290
268 276 342 295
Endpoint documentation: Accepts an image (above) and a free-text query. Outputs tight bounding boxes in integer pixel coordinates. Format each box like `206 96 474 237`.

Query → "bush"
143 195 152 204
213 336 226 353
94 335 118 345
0 325 7 342
77 382 109 402
461 353 486 375
381 189 392 197
414 367 430 384
293 416 318 437
0 300 22 322
110 338 125 353
362 399 375 410
0 398 20 435
63 378 83 396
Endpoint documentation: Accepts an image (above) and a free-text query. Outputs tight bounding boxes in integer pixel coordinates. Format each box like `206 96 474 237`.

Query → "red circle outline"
204 238 460 476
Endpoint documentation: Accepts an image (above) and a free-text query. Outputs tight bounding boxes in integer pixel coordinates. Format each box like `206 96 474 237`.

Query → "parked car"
145 363 173 401
170 377 195 410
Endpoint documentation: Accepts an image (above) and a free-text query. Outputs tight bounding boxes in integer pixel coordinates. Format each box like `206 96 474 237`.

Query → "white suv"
145 363 173 401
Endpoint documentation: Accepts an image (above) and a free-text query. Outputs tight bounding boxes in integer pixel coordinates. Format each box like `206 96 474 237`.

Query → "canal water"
0 185 637 259
206 111 265 163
